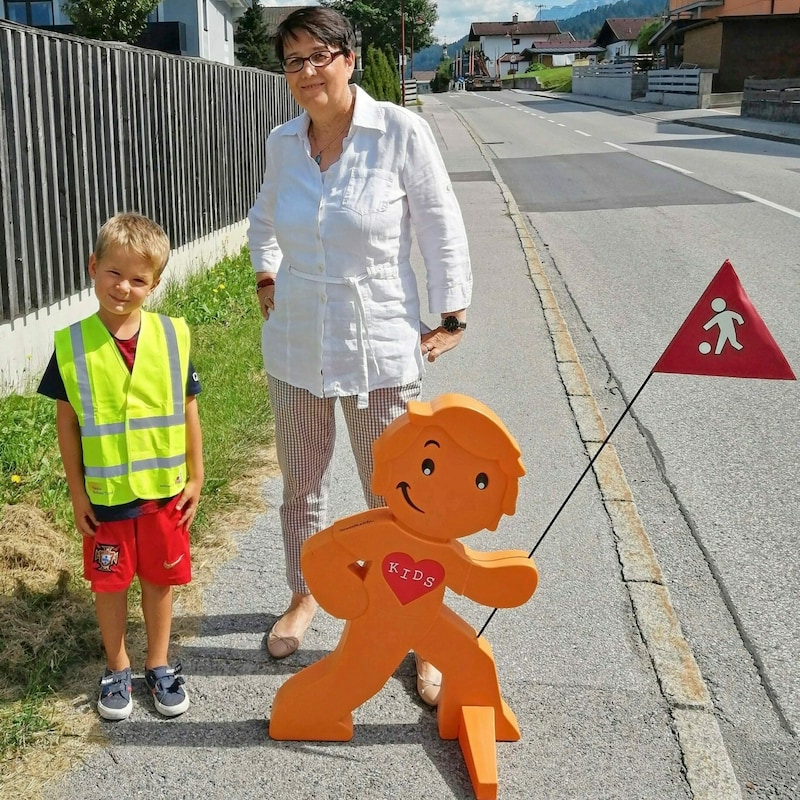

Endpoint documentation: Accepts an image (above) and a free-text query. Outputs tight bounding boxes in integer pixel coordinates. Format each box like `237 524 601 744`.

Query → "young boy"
37 212 203 721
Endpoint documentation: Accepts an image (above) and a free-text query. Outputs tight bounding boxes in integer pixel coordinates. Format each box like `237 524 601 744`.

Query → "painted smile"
397 481 424 513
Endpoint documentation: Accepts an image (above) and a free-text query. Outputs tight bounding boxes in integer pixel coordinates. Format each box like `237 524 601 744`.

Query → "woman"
247 7 472 707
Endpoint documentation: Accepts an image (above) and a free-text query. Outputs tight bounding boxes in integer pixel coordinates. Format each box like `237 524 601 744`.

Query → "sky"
258 2 551 50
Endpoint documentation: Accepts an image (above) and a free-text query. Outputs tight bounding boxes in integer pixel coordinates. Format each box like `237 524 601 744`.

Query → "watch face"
442 316 459 332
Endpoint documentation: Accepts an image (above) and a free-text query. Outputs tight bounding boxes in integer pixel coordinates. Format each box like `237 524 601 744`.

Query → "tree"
62 0 159 43
321 0 437 67
429 57 452 94
360 44 400 103
235 0 280 71
637 21 662 55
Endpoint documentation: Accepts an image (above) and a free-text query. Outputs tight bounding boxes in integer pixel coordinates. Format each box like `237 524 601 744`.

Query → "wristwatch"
441 315 467 333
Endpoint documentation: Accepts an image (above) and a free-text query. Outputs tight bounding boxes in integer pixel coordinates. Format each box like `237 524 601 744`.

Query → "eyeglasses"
282 50 345 74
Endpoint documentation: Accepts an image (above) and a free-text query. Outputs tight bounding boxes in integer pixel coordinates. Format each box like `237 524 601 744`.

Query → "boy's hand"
72 493 99 537
177 479 202 529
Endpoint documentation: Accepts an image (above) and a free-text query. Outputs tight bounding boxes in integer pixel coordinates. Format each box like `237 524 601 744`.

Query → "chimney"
512 13 519 24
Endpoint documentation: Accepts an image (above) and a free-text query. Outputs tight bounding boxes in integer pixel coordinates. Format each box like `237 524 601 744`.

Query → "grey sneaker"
144 662 189 717
97 667 133 721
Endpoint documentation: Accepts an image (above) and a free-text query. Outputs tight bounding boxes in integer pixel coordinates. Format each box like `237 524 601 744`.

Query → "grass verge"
0 247 272 792
506 65 573 92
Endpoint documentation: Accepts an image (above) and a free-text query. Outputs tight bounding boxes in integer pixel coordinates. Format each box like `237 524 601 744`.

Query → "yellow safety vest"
54 311 191 506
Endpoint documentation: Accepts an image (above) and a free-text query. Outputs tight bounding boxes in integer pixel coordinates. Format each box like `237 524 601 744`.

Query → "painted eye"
421 458 435 476
476 473 489 490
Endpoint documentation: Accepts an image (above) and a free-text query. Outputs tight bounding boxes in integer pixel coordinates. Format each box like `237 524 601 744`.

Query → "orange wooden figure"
268 394 539 800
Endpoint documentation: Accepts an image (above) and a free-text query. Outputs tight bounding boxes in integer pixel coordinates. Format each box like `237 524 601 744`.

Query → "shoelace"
100 672 129 699
151 663 185 694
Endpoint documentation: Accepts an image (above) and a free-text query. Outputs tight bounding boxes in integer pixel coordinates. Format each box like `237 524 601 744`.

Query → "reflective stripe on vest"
55 312 190 505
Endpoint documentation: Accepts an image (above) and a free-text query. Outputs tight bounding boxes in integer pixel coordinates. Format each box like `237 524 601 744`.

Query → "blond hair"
94 212 171 277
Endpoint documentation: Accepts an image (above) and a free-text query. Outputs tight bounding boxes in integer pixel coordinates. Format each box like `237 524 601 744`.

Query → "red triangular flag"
653 260 795 380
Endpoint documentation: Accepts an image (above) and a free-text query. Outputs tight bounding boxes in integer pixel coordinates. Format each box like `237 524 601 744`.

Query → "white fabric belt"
288 265 378 409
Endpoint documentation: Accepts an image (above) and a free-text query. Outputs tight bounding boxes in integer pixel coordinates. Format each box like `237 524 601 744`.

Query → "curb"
448 104 744 800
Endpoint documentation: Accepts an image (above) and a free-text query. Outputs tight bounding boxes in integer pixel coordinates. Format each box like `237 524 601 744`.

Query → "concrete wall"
572 73 647 101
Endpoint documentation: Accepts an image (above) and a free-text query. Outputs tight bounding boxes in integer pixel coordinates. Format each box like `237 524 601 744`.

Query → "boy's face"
89 245 160 322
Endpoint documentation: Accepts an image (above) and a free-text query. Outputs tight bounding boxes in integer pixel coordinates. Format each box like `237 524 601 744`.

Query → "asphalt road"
439 88 800 798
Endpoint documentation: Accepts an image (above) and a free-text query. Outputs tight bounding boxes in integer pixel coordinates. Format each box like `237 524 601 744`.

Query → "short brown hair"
94 212 171 277
274 7 356 65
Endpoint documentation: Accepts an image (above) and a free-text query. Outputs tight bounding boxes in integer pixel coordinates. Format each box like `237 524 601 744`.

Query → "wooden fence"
0 20 299 324
742 78 800 124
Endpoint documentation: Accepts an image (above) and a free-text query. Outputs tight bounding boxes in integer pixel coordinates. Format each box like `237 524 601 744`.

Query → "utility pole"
535 4 546 20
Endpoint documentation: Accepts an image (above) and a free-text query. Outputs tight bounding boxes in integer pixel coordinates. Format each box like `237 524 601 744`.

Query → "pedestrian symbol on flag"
653 260 795 380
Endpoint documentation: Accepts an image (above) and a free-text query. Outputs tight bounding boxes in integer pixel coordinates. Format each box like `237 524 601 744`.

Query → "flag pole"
477 371 655 638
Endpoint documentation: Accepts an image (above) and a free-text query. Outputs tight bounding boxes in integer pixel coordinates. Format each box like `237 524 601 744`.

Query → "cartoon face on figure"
372 395 526 540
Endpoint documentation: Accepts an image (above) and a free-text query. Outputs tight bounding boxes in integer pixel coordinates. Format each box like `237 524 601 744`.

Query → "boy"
38 212 203 720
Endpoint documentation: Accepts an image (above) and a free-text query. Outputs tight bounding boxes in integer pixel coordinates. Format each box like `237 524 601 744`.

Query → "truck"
461 48 501 92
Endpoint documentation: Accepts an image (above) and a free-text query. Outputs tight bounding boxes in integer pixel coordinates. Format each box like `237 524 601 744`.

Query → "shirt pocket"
342 168 395 214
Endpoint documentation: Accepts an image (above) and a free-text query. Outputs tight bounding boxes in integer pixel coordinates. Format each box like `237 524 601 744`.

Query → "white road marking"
736 191 800 219
604 141 628 151
651 159 693 175
575 130 591 137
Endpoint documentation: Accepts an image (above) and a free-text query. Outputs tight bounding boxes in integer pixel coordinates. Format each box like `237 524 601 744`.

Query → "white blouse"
247 85 472 408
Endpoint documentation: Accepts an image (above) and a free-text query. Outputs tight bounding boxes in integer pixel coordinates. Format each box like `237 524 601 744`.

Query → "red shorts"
83 495 192 592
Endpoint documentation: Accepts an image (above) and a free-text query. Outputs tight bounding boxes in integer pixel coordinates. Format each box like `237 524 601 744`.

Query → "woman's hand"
420 327 465 363
257 284 275 320
255 272 277 320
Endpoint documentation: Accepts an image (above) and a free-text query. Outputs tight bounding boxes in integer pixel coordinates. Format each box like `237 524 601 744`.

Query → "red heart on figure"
382 552 445 605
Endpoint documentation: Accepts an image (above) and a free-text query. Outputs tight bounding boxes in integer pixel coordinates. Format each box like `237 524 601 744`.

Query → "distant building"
467 13 563 77
1 1 248 64
594 18 660 62
520 40 604 69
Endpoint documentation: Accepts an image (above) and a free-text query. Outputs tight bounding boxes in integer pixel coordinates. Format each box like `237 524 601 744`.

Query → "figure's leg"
415 607 520 741
340 380 420 509
269 618 409 741
267 375 334 645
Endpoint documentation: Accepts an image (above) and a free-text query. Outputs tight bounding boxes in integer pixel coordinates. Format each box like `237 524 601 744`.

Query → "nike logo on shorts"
163 554 185 570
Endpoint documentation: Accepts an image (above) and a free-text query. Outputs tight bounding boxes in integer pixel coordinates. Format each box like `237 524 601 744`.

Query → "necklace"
309 102 354 165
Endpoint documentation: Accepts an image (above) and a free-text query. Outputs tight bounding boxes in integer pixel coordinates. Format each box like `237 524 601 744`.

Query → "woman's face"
282 30 354 115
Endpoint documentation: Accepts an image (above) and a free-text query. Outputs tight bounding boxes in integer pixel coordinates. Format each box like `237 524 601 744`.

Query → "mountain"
540 0 613 21
412 35 468 72
553 0 667 39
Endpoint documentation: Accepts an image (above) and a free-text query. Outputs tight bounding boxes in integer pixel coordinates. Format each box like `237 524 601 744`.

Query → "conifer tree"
235 0 280 71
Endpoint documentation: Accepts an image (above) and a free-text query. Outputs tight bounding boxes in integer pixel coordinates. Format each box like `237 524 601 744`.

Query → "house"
651 0 800 92
467 13 563 77
0 0 248 64
594 18 660 62
520 39 605 68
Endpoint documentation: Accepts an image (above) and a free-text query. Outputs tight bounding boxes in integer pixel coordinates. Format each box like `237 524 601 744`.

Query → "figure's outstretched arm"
449 546 538 609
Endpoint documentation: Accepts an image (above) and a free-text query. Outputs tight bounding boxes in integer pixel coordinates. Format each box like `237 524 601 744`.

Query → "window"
5 1 53 25
202 0 208 32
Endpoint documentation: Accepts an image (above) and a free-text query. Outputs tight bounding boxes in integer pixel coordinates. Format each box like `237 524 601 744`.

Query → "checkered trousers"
267 375 421 594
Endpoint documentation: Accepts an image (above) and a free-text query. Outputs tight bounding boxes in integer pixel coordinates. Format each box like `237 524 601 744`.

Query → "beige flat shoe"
266 627 301 659
415 655 442 707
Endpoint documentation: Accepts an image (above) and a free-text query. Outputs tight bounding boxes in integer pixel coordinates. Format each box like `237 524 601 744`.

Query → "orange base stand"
458 706 499 800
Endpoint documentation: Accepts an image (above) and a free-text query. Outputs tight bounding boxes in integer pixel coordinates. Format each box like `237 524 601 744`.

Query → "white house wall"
0 2 241 64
